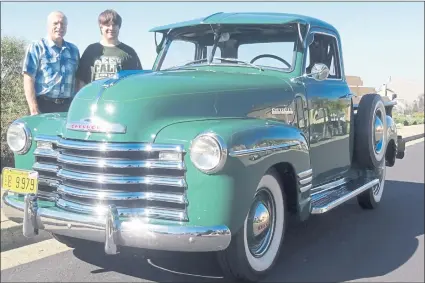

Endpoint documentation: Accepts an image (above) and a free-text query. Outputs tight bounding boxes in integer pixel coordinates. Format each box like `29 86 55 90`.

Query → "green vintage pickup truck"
2 12 405 282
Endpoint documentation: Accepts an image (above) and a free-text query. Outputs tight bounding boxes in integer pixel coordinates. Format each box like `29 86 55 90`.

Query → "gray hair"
47 11 67 25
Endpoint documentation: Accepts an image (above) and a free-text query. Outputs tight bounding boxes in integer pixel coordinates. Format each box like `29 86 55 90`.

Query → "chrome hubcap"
373 110 384 155
247 188 275 258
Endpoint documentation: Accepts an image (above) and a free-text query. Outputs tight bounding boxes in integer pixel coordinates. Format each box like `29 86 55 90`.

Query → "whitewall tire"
217 169 286 282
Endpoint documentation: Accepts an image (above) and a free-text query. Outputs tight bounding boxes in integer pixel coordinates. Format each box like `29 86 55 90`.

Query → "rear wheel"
354 93 387 169
217 169 286 282
354 93 388 209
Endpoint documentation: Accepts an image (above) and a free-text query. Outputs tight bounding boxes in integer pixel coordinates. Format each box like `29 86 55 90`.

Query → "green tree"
1 35 30 169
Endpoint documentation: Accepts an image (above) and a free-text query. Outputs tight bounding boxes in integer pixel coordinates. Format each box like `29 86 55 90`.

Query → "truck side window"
160 40 196 70
305 33 341 79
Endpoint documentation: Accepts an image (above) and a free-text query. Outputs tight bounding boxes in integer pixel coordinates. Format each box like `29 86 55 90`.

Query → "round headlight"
7 121 31 154
189 132 227 174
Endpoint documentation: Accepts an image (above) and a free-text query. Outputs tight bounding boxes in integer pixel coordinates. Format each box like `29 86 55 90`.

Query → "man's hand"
30 106 40 116
23 73 40 115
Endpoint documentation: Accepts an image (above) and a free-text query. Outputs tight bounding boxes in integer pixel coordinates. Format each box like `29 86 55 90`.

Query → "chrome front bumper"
1 191 231 254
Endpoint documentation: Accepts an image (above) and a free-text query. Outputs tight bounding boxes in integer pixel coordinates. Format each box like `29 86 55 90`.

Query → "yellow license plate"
1 167 38 194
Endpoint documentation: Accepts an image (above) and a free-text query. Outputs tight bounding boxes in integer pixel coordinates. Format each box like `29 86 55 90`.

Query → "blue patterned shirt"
22 38 80 99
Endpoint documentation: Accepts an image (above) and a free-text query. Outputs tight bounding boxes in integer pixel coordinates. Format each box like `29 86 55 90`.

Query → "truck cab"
2 12 405 282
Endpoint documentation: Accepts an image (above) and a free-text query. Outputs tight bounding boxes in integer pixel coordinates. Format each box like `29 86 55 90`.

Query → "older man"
22 11 80 115
76 9 142 88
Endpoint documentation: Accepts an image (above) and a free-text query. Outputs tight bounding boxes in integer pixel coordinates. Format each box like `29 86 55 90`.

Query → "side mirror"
310 63 330 81
392 93 398 100
290 63 330 83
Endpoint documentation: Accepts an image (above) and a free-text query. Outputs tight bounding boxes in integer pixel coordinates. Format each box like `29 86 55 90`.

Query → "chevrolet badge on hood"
66 117 126 134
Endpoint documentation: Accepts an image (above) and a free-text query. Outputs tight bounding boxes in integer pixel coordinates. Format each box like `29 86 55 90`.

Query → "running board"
311 178 380 214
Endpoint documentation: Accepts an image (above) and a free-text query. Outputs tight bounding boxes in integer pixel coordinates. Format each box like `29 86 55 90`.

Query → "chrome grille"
32 135 188 221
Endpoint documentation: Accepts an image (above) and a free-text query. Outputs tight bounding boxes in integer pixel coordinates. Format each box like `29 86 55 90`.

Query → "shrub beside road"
1 36 30 171
394 112 424 127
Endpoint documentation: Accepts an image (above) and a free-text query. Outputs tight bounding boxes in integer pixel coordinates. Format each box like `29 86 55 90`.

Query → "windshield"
157 24 299 72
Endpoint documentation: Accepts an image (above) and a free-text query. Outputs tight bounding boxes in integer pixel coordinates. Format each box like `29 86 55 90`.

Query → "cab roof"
149 12 337 33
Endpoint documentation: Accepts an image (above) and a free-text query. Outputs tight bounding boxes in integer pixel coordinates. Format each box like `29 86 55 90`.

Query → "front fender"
154 118 311 233
8 113 67 170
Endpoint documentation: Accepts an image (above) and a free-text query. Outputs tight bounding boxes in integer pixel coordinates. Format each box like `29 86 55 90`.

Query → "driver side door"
303 30 353 186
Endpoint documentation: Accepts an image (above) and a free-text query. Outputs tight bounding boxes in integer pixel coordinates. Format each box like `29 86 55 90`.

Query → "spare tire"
354 93 387 169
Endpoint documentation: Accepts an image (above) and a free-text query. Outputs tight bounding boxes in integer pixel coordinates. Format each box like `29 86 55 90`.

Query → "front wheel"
217 169 287 282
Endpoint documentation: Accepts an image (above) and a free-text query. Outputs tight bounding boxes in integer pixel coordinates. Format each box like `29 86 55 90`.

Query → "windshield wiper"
212 57 264 71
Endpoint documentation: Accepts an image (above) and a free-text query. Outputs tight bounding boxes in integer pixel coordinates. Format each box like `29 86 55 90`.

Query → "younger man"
76 9 142 89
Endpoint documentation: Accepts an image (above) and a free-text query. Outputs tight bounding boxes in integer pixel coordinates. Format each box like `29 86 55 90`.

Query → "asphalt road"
1 141 424 282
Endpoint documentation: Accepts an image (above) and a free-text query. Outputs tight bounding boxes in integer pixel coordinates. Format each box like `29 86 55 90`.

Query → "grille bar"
35 135 59 143
33 162 59 173
57 184 188 204
37 191 57 201
57 169 187 187
34 135 185 153
57 153 185 170
39 177 60 187
34 148 58 158
57 138 185 152
56 198 188 221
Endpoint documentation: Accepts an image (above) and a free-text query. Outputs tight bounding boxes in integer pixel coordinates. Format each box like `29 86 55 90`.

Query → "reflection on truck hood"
64 69 295 143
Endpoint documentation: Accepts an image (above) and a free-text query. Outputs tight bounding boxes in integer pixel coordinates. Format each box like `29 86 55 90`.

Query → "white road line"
1 238 72 271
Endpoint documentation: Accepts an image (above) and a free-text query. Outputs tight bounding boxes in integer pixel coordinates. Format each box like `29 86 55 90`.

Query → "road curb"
403 133 425 143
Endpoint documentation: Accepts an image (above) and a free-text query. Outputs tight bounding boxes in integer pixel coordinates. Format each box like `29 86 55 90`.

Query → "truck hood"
64 69 295 143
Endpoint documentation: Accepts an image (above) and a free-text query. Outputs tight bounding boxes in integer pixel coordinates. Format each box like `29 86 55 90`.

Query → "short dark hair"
98 9 122 28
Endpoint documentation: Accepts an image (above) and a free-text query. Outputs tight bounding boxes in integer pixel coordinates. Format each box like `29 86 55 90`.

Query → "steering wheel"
250 54 291 68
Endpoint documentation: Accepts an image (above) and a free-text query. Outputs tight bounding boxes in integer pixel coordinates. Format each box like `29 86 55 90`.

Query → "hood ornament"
66 117 126 134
